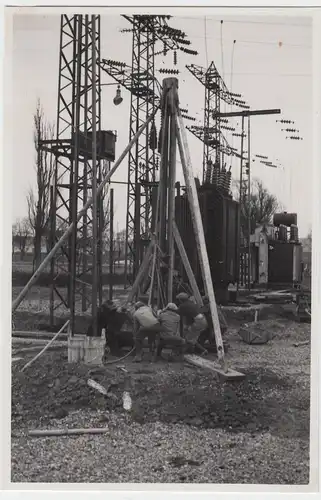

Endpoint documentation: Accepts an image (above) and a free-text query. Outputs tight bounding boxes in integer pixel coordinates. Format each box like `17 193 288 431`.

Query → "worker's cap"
134 301 145 310
107 300 118 310
102 300 117 311
176 292 189 301
165 302 178 311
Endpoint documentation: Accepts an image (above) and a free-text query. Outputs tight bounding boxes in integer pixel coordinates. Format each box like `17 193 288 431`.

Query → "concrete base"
68 335 106 365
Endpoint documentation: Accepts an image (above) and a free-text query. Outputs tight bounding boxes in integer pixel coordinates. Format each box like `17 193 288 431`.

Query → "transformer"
251 214 303 288
174 184 240 303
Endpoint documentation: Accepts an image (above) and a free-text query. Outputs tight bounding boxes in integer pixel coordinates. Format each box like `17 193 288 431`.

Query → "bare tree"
12 217 32 260
305 229 312 252
233 178 281 237
27 100 55 269
114 228 126 265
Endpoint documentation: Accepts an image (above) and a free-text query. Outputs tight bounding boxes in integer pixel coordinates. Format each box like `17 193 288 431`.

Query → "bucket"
68 334 86 363
84 336 106 365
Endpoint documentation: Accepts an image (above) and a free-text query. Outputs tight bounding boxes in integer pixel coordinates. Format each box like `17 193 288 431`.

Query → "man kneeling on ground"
155 303 187 361
132 301 163 363
198 295 228 350
176 292 208 356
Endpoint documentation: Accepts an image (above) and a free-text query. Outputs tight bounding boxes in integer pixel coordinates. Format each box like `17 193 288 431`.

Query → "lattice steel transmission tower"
41 15 116 333
100 15 197 283
186 61 249 184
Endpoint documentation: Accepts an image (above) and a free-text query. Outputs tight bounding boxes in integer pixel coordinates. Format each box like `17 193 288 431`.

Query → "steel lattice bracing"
100 15 197 283
126 18 158 279
124 16 198 281
99 56 161 281
46 14 104 332
203 62 221 179
186 62 249 183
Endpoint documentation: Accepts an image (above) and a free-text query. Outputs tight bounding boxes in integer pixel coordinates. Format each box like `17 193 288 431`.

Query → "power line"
176 16 311 28
222 72 311 77
186 34 311 48
235 39 311 48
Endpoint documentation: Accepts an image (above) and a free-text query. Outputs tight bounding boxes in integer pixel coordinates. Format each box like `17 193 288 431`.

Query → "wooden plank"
184 354 245 380
176 113 226 367
13 330 68 340
12 338 67 346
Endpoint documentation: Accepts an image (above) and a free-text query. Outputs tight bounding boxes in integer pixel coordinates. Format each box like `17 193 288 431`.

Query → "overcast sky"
11 9 312 236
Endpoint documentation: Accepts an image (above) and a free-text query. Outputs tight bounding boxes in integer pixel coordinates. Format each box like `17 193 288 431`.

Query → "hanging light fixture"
113 85 123 106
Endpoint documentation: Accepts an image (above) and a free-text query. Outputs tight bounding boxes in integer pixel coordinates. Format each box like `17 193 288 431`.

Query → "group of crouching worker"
89 292 228 363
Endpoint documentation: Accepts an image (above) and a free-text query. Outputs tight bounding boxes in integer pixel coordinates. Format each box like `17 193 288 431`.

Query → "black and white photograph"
5 5 318 491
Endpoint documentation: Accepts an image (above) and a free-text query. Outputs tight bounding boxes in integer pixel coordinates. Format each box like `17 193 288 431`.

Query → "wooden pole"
148 186 161 306
167 114 177 303
12 108 159 312
176 113 225 367
172 222 202 306
109 188 114 301
158 105 170 306
20 320 69 373
125 239 155 304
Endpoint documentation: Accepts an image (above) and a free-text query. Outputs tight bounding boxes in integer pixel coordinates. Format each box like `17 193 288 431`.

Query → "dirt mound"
12 351 309 440
130 369 297 434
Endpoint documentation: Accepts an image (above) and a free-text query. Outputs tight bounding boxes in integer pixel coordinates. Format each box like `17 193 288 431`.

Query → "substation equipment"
13 13 304 341
38 15 117 335
249 212 303 288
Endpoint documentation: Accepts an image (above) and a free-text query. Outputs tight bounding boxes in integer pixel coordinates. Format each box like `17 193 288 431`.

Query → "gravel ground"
11 410 308 484
11 318 311 485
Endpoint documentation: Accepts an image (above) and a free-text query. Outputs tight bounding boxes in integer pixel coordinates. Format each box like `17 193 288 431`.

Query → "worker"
155 303 187 360
87 300 118 338
176 292 208 356
87 300 133 359
198 295 228 350
132 301 163 362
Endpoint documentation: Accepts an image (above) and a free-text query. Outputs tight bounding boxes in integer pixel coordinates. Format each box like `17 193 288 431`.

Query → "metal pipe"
97 14 103 309
82 14 89 313
91 14 98 337
69 15 83 335
236 114 245 292
247 116 251 291
12 108 159 312
49 184 55 327
109 188 114 301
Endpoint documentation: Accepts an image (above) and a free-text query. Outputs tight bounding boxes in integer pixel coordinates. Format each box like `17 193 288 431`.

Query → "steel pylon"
44 14 104 333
